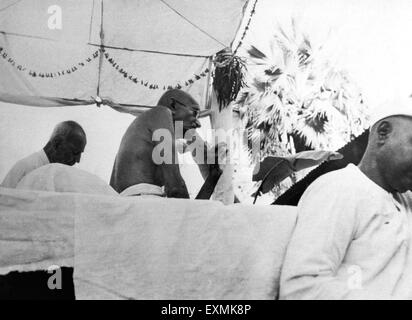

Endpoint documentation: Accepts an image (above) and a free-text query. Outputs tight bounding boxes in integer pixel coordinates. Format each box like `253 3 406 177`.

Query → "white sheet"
0 187 75 275
0 187 297 299
16 163 118 196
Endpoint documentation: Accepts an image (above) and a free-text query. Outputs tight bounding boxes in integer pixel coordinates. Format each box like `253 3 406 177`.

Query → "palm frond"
247 45 267 60
234 18 369 202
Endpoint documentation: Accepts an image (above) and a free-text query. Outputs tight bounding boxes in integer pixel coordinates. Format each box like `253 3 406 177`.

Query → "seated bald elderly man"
110 89 222 199
280 97 412 299
1 121 87 188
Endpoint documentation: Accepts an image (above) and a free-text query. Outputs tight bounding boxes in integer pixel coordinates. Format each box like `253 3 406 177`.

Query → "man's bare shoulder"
128 106 172 130
144 106 173 119
138 106 174 132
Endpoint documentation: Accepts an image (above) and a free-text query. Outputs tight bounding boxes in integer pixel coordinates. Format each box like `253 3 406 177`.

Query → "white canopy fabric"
0 0 251 113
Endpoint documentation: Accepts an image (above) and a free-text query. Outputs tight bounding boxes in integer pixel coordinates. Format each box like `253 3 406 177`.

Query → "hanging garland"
102 49 209 90
0 46 210 90
212 0 257 110
0 1 257 92
213 49 246 111
0 46 100 78
233 0 258 55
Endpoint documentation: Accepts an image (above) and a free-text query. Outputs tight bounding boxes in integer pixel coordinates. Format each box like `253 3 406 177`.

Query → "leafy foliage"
234 20 368 195
236 20 369 162
234 19 369 199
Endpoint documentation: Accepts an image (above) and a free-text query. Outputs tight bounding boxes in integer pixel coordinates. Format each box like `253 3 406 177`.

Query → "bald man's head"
50 120 86 140
158 89 198 108
362 115 412 193
158 89 201 132
45 121 87 166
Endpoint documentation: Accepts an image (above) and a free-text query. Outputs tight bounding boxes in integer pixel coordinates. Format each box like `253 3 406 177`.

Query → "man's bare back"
110 89 222 199
110 106 187 194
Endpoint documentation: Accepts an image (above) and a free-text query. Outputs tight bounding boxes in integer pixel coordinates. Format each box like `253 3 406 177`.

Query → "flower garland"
102 50 209 90
233 0 258 55
0 46 100 78
0 46 210 90
1 1 257 93
211 0 258 110
213 49 246 110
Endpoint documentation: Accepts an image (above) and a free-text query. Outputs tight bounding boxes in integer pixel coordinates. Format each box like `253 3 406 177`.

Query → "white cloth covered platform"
0 187 297 299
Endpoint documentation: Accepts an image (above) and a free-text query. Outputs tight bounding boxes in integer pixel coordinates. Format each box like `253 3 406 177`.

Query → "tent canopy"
0 0 250 113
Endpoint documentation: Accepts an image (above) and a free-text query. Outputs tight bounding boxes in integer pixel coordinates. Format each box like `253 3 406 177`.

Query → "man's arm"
160 164 189 198
195 162 222 199
182 130 210 180
1 161 26 188
181 131 226 199
150 107 189 198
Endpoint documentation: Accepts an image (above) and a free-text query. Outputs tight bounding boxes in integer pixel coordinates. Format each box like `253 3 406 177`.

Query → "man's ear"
52 136 63 149
169 98 176 110
376 120 392 145
168 98 177 116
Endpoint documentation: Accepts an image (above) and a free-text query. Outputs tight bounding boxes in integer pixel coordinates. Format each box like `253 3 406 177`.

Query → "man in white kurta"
1 150 50 188
1 121 87 189
280 98 412 299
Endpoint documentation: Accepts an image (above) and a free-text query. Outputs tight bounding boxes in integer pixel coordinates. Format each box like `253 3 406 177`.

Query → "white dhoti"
120 183 165 197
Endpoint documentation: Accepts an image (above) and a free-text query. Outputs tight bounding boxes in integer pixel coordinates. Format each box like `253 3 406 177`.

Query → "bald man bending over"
110 89 222 199
1 121 87 188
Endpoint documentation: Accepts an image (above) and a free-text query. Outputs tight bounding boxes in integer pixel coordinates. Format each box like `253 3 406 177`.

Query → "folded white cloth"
120 183 165 197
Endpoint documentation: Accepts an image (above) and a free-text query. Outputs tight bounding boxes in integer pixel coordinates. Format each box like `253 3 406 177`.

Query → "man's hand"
175 139 188 154
164 184 190 198
161 163 190 198
207 142 228 176
194 142 228 200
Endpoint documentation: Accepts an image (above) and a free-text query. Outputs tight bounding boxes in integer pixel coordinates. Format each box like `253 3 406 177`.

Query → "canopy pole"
209 90 235 205
88 0 96 43
204 56 213 111
96 0 104 101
